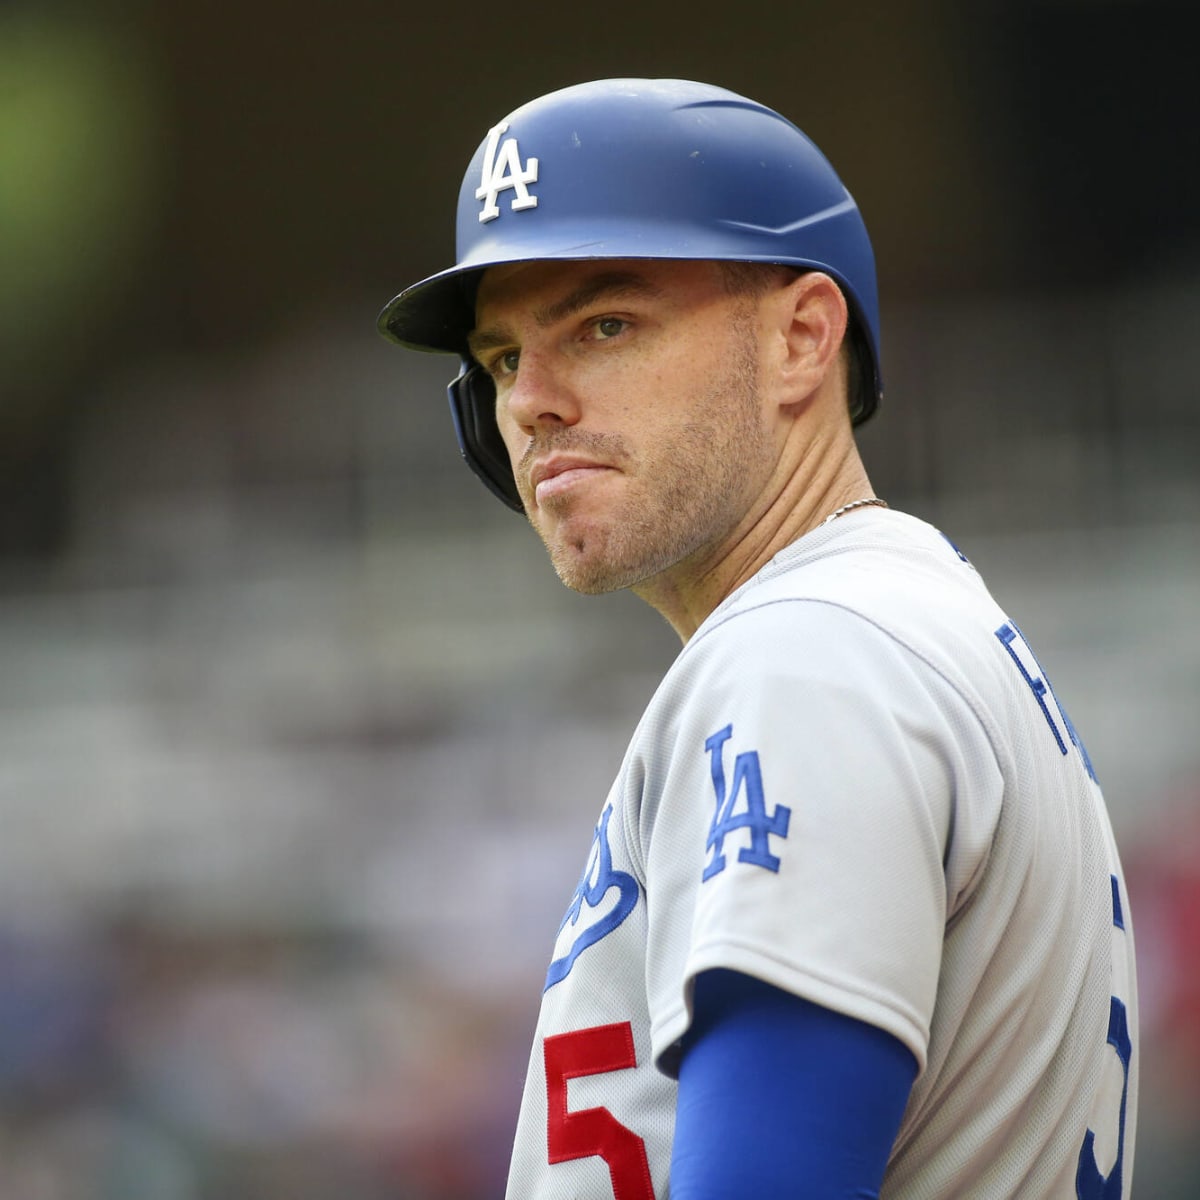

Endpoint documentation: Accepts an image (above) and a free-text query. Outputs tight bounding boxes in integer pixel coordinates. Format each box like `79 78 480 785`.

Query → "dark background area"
8 0 1199 556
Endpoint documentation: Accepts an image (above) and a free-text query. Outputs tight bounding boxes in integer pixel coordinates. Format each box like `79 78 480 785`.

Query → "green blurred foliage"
1 10 162 402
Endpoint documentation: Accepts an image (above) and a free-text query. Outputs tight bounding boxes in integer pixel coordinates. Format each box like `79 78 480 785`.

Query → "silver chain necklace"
822 496 889 525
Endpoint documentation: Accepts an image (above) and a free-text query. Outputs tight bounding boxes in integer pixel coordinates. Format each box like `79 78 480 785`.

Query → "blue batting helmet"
378 78 882 511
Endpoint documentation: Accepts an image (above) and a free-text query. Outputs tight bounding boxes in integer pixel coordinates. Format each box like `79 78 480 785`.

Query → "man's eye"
491 349 520 376
594 317 626 340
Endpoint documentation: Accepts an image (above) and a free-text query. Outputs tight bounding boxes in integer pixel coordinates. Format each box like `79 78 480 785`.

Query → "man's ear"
770 271 849 406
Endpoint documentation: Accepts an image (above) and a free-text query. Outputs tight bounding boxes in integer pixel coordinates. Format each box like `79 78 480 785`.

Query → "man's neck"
634 433 874 643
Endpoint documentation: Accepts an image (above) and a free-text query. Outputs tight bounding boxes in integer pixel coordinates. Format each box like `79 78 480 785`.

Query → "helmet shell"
378 78 882 510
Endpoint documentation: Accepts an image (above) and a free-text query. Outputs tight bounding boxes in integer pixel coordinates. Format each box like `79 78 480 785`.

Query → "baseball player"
378 79 1138 1198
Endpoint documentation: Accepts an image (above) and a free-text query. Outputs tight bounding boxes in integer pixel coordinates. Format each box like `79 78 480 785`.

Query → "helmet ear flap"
447 361 524 512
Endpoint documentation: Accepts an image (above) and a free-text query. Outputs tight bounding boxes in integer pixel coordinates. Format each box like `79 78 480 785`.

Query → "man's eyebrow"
468 271 663 357
533 271 663 326
466 325 515 357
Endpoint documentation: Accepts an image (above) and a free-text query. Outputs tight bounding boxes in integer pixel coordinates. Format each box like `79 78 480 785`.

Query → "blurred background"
2 0 1198 1195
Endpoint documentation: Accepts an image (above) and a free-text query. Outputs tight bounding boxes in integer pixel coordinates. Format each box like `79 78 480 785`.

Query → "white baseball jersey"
505 508 1138 1199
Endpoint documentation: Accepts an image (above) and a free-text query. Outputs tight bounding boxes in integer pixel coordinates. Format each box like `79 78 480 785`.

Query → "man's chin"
535 506 667 596
544 535 651 596
549 552 636 596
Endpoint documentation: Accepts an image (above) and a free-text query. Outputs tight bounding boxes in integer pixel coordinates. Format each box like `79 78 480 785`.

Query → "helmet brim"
377 265 481 355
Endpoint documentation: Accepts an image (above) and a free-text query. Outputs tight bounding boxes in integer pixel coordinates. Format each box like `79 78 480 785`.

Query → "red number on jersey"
544 1022 655 1200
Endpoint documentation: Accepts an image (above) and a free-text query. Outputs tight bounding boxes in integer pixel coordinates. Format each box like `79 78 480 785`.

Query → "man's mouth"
530 456 614 505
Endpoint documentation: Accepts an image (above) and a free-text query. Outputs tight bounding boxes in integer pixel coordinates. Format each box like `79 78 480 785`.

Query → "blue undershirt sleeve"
670 968 918 1200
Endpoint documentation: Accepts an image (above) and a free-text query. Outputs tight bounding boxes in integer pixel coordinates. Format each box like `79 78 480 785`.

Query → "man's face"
470 258 780 596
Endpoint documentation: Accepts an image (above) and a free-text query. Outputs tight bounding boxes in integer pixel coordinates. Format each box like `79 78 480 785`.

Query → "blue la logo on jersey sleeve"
703 724 791 882
545 804 639 991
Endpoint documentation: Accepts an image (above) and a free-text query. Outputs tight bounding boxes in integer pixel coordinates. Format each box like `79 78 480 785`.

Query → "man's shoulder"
709 510 993 641
652 510 1016 733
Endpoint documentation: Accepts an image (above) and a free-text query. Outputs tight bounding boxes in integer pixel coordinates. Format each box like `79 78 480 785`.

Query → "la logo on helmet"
475 121 539 223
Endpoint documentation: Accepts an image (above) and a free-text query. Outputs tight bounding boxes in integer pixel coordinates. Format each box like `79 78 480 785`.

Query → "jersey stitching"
683 934 930 1050
689 591 1008 788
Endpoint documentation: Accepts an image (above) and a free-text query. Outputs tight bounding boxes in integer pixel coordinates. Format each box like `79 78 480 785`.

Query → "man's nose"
502 350 582 433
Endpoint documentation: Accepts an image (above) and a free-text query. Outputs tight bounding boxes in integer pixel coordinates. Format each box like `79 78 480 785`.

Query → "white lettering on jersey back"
476 120 539 223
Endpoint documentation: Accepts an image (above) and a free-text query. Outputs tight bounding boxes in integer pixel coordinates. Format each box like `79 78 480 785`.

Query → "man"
378 79 1138 1199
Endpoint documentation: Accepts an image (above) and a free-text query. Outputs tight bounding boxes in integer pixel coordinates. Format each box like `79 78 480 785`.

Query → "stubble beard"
528 320 767 596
